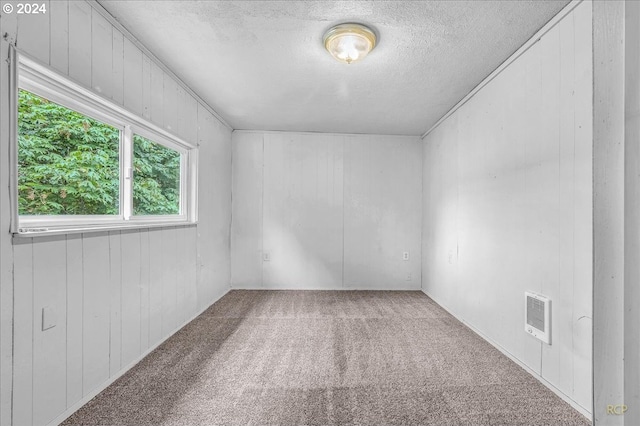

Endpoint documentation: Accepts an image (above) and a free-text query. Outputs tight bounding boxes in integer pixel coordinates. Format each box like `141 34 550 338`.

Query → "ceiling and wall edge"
90 0 233 131
421 0 584 140
231 129 422 138
96 0 578 140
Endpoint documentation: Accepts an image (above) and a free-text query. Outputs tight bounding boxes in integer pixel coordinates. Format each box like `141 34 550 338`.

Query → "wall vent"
524 292 551 344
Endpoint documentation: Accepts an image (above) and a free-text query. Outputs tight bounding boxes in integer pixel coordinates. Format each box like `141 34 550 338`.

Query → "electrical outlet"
263 252 270 262
406 273 412 281
403 251 410 261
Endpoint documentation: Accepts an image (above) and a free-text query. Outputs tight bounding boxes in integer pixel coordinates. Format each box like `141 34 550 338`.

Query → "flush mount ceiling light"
323 23 377 64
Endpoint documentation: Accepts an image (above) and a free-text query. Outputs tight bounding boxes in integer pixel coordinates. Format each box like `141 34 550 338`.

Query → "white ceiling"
99 1 570 136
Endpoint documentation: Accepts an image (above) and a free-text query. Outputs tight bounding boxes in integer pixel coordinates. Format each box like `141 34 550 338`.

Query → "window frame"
10 48 198 236
127 126 189 222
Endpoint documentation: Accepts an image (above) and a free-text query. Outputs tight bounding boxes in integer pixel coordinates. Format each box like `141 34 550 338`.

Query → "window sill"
13 220 197 238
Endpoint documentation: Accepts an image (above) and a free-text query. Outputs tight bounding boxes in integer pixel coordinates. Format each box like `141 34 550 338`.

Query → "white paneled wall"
626 3 640 425
422 1 592 415
231 131 422 290
0 11 18 426
343 135 422 288
230 132 263 287
262 132 344 289
0 2 232 425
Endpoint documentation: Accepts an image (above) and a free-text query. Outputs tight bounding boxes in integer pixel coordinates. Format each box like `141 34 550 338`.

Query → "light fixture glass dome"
323 23 376 64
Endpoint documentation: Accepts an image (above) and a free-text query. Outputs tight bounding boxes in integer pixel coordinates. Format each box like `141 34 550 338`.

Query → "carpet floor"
63 290 590 425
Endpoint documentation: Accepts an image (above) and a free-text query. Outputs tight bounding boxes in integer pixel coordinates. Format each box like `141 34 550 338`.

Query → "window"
133 134 182 216
18 89 121 216
10 49 198 235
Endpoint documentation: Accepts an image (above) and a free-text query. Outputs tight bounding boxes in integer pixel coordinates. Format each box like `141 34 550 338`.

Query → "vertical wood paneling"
555 12 576 399
343 135 421 289
421 126 437 299
264 133 284 288
176 86 187 141
522 38 544 318
123 38 143 116
196 106 214 301
161 228 178 337
121 231 141 367
421 136 429 293
147 229 163 346
426 115 451 307
210 118 233 302
184 227 198 319
108 232 122 376
484 66 510 347
82 233 111 394
16 0 50 64
232 131 421 290
421 1 592 415
141 55 152 120
149 62 164 127
175 227 187 326
343 135 367 287
511 46 544 372
163 75 178 133
593 1 625 423
139 229 150 352
68 1 92 87
571 1 593 410
91 9 112 97
537 22 562 385
49 0 69 75
8 3 233 426
32 237 67 425
1 12 18 426
65 234 83 407
453 95 475 327
112 30 124 105
230 132 264 288
261 133 284 288
185 95 198 147
433 115 457 317
12 239 34 426
626 4 640 425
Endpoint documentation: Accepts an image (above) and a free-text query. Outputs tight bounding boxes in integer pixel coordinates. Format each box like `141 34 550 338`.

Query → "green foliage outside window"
18 89 182 216
18 89 120 215
133 135 180 215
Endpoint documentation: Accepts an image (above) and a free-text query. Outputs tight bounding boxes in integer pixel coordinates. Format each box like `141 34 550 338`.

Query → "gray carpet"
63 290 590 425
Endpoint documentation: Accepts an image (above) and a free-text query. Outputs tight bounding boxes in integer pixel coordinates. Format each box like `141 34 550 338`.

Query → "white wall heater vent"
524 292 551 344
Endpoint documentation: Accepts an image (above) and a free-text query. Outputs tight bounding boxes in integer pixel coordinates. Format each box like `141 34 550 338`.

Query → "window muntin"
12 51 197 235
18 89 121 216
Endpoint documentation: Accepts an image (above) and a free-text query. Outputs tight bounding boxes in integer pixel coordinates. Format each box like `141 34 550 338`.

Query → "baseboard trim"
420 289 592 422
47 287 232 426
230 286 422 291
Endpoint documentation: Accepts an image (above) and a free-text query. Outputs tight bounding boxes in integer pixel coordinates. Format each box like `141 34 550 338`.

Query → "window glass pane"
18 89 120 215
133 134 181 215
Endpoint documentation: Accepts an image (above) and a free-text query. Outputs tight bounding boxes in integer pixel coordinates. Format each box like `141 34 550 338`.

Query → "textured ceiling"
99 1 570 136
